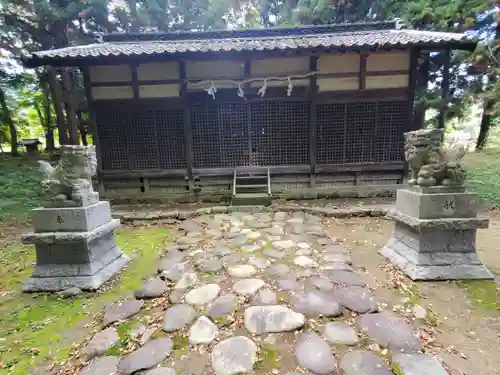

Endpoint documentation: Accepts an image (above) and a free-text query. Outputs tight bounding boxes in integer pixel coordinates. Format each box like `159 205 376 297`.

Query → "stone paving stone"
134 278 167 299
273 240 295 249
323 322 359 345
265 264 290 277
158 259 191 281
228 264 257 278
118 337 173 375
80 356 120 375
358 312 422 353
323 253 352 264
326 270 366 286
189 316 219 344
248 257 271 269
174 272 198 290
251 288 277 305
185 284 220 306
244 305 305 334
211 336 258 375
333 286 378 314
294 332 337 374
392 353 449 375
197 258 223 272
292 291 342 317
277 278 300 291
307 276 334 292
80 327 119 360
206 294 239 317
232 278 265 297
145 368 176 375
103 300 144 326
263 248 286 259
340 350 392 375
162 304 197 332
293 255 319 268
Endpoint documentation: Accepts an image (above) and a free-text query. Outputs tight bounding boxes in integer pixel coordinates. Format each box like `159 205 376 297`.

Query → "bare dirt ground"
325 213 499 375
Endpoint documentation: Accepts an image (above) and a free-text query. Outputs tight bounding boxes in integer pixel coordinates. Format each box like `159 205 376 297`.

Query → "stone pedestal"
380 187 494 280
22 201 130 292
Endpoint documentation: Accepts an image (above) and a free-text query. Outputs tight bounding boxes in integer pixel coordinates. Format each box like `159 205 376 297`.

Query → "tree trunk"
414 53 430 129
42 76 55 151
61 69 79 145
77 115 88 146
476 100 493 150
0 87 19 156
48 68 68 145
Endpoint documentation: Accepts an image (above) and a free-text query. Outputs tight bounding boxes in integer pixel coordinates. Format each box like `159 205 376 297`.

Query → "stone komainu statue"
404 128 466 187
38 145 99 207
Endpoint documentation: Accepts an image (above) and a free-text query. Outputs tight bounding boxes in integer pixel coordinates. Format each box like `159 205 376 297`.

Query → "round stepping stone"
103 300 144 326
295 268 313 279
177 236 202 246
392 353 449 375
185 284 220 305
265 227 284 236
230 236 247 246
145 368 176 375
357 312 421 353
134 278 167 299
248 257 271 269
189 316 219 344
180 220 200 231
241 244 262 252
81 327 119 360
306 226 324 236
246 231 261 240
293 256 318 268
340 350 392 375
334 286 378 314
233 278 265 297
228 264 257 278
297 242 310 249
265 264 290 277
323 253 352 264
118 337 173 375
323 322 359 345
81 356 119 375
244 305 305 334
162 304 197 332
307 276 334 292
292 291 342 317
263 248 286 259
168 289 185 304
277 278 299 291
58 287 82 298
197 259 223 273
211 336 258 375
273 240 295 249
294 332 337 374
326 270 365 286
251 288 277 305
206 294 239 317
174 272 198 290
296 248 312 256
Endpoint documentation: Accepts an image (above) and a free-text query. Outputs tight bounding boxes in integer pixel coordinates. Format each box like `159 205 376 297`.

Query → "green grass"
0 226 169 375
457 280 499 312
463 148 500 209
0 156 45 223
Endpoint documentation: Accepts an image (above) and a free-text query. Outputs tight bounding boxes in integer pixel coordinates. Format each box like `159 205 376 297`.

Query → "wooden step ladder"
231 167 272 207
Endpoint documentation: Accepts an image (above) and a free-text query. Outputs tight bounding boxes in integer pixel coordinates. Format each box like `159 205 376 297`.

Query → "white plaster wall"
366 75 409 89
186 60 244 79
318 77 359 91
251 56 309 76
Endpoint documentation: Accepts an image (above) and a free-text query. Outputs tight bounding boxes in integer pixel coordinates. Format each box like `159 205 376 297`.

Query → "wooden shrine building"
25 21 476 200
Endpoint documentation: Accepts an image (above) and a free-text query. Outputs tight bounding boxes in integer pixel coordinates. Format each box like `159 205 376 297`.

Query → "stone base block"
23 252 131 292
31 201 112 232
380 235 494 281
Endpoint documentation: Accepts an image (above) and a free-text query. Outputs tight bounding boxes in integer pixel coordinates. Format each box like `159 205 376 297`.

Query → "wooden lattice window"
96 108 130 170
156 110 186 169
316 103 346 164
191 103 221 168
373 101 408 162
219 103 248 167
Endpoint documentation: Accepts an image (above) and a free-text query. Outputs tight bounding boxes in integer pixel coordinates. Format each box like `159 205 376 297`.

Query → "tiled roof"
25 22 476 66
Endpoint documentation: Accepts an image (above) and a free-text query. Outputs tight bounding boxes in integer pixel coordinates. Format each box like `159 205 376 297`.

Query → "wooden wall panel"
89 65 131 82
318 77 359 92
139 84 180 98
366 75 409 89
92 86 134 100
317 53 360 74
186 60 244 79
251 57 309 76
137 62 180 80
367 51 409 72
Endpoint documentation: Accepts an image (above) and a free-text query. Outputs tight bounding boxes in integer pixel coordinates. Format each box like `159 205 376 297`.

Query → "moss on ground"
0 226 169 375
255 344 280 371
457 280 499 312
463 149 500 209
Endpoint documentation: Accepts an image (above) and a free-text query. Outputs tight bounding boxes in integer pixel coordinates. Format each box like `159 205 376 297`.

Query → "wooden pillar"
82 66 104 190
130 63 139 100
407 47 420 131
180 60 194 190
309 55 318 188
359 52 367 90
438 49 451 131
